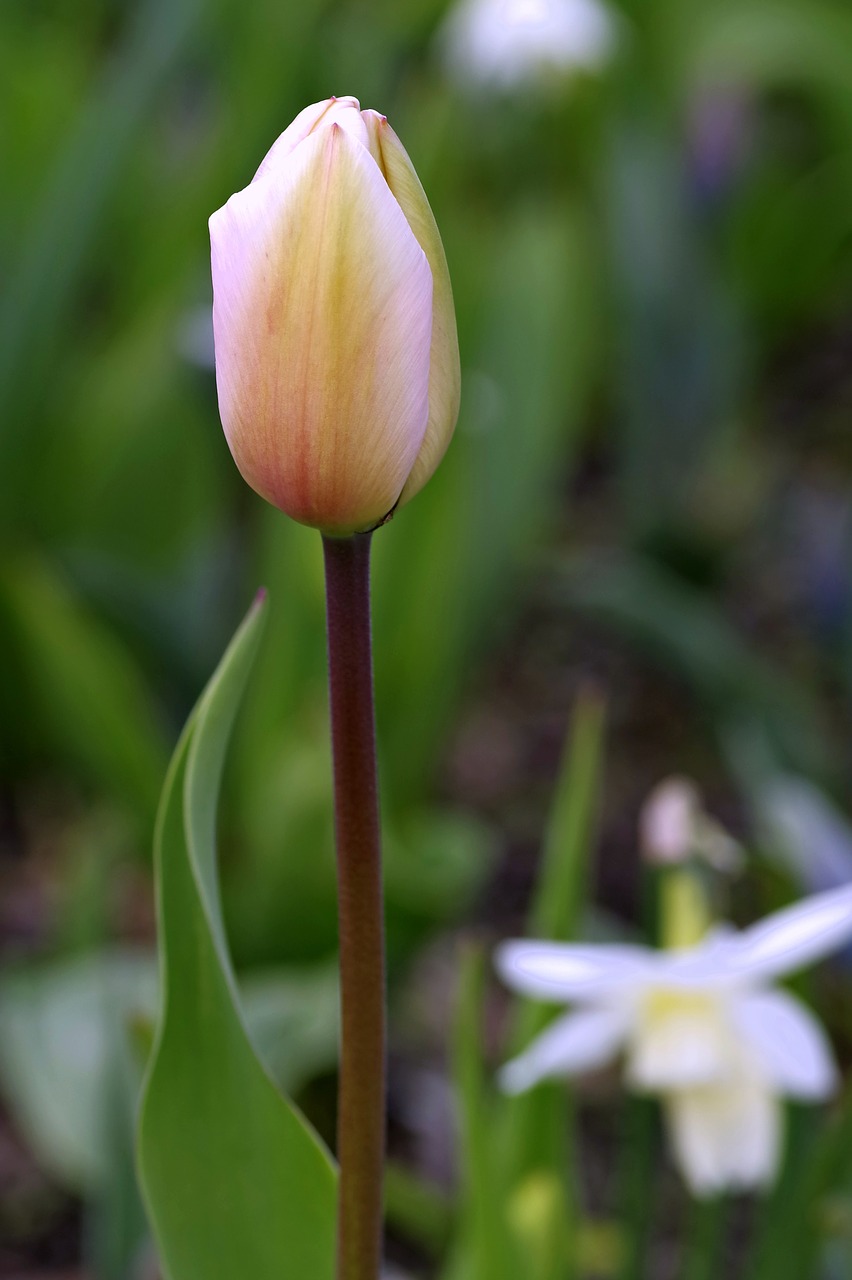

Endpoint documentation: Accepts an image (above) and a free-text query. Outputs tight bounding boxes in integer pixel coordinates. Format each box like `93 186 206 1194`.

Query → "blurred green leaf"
0 949 339 1198
137 594 337 1280
0 951 157 1191
681 1196 727 1280
615 1097 657 1280
0 948 153 1280
447 944 522 1280
559 550 831 780
746 1105 823 1280
0 0 204 515
384 1160 454 1258
0 554 168 817
87 979 153 1280
680 0 852 136
743 1088 852 1280
383 808 494 960
503 689 606 1209
239 962 339 1096
374 197 600 806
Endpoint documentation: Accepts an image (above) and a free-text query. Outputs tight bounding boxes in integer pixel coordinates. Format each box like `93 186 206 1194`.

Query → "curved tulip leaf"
137 592 336 1280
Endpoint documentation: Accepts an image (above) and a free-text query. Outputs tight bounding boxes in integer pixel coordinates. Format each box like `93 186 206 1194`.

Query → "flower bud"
640 776 743 873
209 97 460 535
640 777 701 867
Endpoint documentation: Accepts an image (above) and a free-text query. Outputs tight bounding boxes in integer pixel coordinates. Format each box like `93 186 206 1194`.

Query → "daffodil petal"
211 124 433 534
733 989 837 1100
498 1006 628 1094
666 1078 781 1196
495 940 651 1003
722 883 852 983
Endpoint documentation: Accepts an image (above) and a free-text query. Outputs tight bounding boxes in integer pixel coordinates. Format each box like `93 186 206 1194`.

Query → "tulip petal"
363 113 461 504
496 940 651 1003
721 883 852 983
499 1005 628 1094
253 97 365 179
666 1076 781 1196
211 124 433 534
733 989 837 1100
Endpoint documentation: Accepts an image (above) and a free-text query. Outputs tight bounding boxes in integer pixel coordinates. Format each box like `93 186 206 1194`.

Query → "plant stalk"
323 531 386 1280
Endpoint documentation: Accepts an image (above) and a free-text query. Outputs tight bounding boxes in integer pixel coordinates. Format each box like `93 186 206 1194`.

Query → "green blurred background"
2 0 852 1275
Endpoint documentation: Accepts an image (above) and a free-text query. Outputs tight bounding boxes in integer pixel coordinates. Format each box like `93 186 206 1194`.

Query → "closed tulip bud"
209 97 460 536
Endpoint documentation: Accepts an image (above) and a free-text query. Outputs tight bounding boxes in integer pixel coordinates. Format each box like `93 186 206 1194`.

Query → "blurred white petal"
734 989 837 1100
499 1006 628 1093
496 940 650 1003
439 0 618 92
660 927 739 984
723 884 852 982
667 1076 781 1196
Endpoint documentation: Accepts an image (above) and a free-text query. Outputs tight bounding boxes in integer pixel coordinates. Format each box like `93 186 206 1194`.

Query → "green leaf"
0 950 157 1192
0 554 168 816
447 945 521 1280
502 689 606 1240
0 0 205 516
559 550 829 780
137 593 337 1280
0 949 154 1280
0 949 339 1198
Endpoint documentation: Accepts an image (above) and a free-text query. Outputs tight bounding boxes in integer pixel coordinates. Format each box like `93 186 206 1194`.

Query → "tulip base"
323 531 386 1280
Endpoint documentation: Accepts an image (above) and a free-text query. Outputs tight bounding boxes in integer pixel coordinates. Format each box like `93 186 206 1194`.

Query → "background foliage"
3 0 852 1276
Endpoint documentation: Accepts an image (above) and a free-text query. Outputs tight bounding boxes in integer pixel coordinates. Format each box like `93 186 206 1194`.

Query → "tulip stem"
323 531 386 1280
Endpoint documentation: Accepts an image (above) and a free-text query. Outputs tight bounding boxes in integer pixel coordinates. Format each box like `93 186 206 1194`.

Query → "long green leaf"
137 593 336 1280
447 945 520 1280
0 0 204 510
500 691 606 1280
503 688 606 1187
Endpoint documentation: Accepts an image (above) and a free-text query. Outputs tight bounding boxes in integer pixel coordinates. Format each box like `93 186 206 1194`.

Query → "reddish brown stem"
322 532 386 1280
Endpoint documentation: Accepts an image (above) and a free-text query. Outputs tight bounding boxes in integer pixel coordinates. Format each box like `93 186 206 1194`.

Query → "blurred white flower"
640 776 742 872
497 884 852 1195
438 0 618 92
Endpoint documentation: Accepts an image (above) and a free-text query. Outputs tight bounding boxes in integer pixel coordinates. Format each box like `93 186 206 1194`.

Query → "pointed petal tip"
729 882 852 982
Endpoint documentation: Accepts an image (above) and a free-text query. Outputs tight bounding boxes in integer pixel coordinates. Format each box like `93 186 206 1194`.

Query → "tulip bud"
209 97 460 536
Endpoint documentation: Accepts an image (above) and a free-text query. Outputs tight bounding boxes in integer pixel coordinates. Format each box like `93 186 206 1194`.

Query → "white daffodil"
497 884 852 1196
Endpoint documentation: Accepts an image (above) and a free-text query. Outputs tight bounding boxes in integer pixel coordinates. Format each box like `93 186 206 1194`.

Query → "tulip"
209 97 460 536
497 884 852 1195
